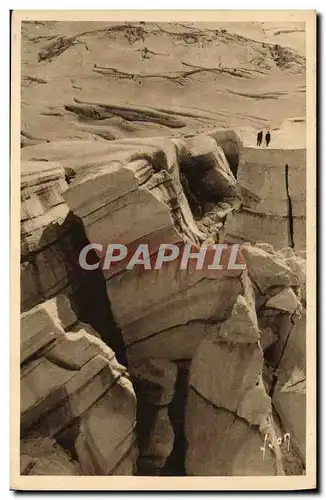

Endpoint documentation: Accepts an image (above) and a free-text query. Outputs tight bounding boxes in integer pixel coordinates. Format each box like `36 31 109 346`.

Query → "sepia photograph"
11 10 316 491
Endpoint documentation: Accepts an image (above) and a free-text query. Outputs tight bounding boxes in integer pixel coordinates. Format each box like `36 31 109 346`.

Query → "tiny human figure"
265 130 271 147
256 130 263 146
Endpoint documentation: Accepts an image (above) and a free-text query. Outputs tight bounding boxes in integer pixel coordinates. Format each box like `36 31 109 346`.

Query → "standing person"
265 130 271 147
256 130 263 146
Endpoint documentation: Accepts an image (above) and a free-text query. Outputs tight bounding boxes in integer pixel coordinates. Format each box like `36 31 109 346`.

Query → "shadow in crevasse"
59 211 128 367
178 139 240 220
21 209 128 367
134 362 190 477
160 362 190 476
